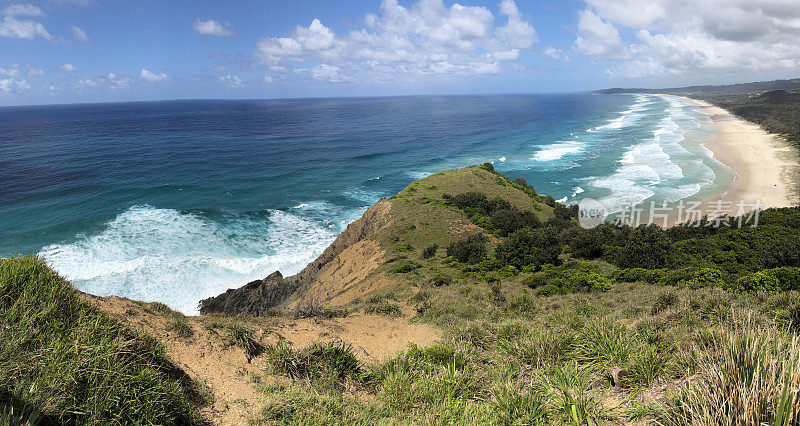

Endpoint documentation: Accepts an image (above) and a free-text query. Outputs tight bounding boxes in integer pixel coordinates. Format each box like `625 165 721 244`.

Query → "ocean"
0 93 731 313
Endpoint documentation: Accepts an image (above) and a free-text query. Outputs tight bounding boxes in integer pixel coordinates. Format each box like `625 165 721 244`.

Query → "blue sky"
2 0 799 105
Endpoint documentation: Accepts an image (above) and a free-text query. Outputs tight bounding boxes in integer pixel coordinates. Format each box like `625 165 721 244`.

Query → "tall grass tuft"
264 341 366 391
663 319 800 425
0 256 203 424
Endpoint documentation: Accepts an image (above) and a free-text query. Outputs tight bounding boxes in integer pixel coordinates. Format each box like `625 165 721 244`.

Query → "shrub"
761 267 800 291
490 208 540 236
613 268 664 284
562 226 615 260
389 259 421 273
446 234 488 264
495 227 561 269
730 271 783 293
421 244 439 259
497 265 518 278
605 225 671 269
521 261 612 294
658 267 727 289
482 162 494 172
538 284 560 296
428 274 453 287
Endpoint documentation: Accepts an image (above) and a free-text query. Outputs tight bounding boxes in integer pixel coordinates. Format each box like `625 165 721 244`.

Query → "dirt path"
85 295 440 425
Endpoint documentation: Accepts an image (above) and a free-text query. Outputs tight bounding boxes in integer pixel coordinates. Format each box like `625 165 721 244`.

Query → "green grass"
222 323 264 361
166 316 195 338
0 256 204 425
250 272 800 425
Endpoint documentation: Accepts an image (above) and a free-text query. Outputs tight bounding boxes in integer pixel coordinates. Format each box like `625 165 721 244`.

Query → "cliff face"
200 165 554 316
199 199 393 315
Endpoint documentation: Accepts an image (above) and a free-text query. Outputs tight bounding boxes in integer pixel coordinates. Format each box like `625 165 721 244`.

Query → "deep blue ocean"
0 93 730 313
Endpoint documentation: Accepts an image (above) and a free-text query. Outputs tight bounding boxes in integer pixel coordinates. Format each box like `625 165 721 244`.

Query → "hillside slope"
200 165 554 315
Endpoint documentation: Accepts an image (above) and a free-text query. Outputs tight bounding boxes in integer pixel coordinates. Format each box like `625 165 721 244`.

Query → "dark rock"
199 271 298 316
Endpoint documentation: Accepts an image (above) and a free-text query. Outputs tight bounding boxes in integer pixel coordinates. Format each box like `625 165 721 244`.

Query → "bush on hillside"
604 225 672 269
490 208 540 236
761 267 800 291
562 226 615 260
446 234 488 264
495 227 561 269
521 261 612 294
658 267 728 289
390 259 422 273
614 268 666 284
729 271 784 293
421 244 439 259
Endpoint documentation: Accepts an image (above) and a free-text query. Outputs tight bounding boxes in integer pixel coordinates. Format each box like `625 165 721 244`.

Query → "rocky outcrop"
199 271 296 316
199 199 393 315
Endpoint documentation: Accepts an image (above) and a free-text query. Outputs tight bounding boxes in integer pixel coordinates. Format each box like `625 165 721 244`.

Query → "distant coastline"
674 95 799 211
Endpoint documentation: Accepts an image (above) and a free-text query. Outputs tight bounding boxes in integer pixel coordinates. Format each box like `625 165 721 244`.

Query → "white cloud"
72 72 132 91
578 0 800 79
193 19 232 36
543 47 570 61
311 63 348 82
59 63 77 72
70 25 88 41
0 15 52 39
26 67 43 76
0 78 30 93
3 4 43 16
254 0 536 83
0 63 32 94
219 74 244 87
139 68 168 82
574 9 621 57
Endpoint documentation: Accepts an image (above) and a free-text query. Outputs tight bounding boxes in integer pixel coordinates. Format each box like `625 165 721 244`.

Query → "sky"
1 0 800 106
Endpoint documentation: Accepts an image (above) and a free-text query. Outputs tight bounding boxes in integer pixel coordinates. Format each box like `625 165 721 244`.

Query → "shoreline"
665 95 798 225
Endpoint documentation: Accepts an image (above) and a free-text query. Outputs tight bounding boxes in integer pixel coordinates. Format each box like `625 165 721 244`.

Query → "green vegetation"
222 322 264 361
255 280 800 424
247 166 800 424
0 257 204 425
7 165 800 424
446 234 488 264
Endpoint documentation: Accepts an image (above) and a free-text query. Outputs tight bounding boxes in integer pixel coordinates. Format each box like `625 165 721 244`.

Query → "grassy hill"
0 257 206 425
5 165 800 424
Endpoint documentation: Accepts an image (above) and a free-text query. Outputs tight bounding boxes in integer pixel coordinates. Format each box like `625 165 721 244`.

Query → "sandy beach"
679 95 798 214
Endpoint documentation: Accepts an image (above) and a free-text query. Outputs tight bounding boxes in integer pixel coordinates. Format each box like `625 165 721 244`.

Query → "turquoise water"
0 93 728 313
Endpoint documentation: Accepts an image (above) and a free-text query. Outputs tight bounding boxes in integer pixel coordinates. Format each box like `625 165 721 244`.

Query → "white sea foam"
498 156 507 162
556 196 568 203
590 94 652 132
343 187 386 204
586 94 721 213
407 171 433 180
38 205 343 314
531 141 584 162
